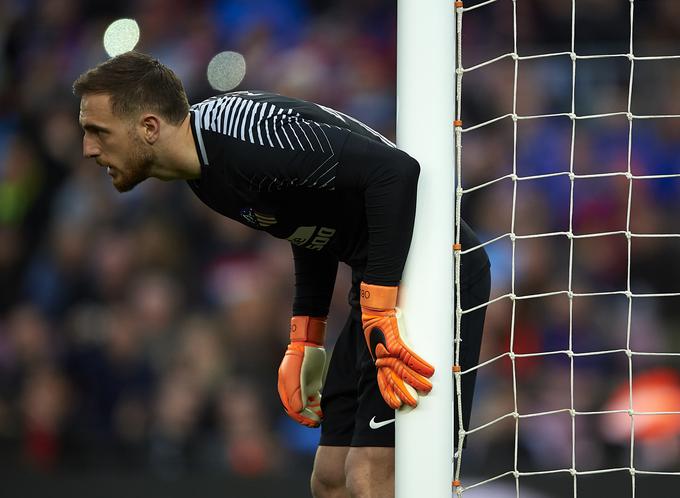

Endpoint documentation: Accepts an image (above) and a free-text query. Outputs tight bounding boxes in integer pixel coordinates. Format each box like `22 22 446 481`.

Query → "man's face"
79 93 153 192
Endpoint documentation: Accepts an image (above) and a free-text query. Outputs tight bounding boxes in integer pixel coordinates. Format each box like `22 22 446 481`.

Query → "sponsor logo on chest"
287 226 336 251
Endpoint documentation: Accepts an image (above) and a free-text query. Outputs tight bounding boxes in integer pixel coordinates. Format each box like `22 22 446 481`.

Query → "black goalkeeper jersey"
187 91 486 317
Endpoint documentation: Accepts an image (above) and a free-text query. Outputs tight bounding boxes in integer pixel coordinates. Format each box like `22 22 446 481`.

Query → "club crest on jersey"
240 208 277 228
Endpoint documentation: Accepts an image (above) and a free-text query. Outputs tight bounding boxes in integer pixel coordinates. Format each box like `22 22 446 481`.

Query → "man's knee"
345 447 394 498
311 446 349 498
311 468 346 498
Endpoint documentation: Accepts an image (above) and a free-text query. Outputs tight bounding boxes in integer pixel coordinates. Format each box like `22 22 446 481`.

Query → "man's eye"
83 128 105 137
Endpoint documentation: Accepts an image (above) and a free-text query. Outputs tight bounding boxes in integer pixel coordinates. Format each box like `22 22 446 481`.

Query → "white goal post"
396 0 456 497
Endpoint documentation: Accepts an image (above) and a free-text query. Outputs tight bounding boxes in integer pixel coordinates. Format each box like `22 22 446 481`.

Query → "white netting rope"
452 0 680 496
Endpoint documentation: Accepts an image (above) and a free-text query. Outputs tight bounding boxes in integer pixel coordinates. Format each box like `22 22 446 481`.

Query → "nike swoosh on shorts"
369 416 396 430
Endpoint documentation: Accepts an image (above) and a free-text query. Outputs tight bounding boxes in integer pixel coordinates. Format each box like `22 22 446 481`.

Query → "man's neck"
150 114 202 181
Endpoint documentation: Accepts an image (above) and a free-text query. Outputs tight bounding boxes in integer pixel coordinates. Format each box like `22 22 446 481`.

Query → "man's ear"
140 114 161 144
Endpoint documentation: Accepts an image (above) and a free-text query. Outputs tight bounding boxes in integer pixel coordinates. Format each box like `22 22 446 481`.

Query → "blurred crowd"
2 0 397 482
1 0 680 493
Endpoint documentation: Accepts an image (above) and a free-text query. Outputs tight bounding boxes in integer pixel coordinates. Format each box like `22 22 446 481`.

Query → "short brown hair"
73 51 189 125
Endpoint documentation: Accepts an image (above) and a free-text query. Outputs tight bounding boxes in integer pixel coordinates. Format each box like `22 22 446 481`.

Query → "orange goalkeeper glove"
360 282 435 410
277 316 327 427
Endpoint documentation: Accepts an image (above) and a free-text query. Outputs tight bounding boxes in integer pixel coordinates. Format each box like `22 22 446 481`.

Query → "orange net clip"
453 480 462 487
454 1 464 8
454 119 463 127
453 243 462 251
452 365 462 373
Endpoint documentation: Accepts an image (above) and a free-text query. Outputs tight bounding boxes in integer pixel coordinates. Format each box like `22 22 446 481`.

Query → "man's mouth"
102 164 116 177
98 161 111 170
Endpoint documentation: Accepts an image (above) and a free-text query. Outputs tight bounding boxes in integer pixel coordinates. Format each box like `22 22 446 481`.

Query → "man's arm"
335 132 435 409
277 245 338 427
291 244 339 317
335 132 419 286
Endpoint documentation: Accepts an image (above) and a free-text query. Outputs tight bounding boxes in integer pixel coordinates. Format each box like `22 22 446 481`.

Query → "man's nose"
83 136 100 158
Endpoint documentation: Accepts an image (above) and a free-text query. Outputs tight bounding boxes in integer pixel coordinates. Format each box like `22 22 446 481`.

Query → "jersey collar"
189 109 209 167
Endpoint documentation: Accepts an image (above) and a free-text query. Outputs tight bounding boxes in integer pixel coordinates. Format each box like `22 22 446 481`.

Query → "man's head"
73 51 190 192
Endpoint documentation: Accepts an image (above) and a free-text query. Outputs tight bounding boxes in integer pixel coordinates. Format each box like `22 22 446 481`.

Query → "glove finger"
280 397 321 426
286 393 323 428
369 318 434 377
305 393 322 416
396 340 435 378
384 368 418 408
376 357 433 393
277 350 305 413
302 394 323 423
375 343 390 359
278 380 303 414
290 409 322 428
377 368 402 410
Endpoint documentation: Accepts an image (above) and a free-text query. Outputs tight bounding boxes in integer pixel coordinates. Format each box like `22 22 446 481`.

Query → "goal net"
453 1 680 496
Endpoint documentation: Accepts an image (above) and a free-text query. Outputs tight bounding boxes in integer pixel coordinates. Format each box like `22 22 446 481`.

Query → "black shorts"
319 244 491 448
319 312 396 447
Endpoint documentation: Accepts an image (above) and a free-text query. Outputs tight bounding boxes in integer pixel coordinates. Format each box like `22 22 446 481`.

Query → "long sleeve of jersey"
292 244 339 316
335 132 420 286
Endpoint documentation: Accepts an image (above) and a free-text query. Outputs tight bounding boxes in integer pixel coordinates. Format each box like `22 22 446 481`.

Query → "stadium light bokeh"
103 18 140 57
207 51 247 92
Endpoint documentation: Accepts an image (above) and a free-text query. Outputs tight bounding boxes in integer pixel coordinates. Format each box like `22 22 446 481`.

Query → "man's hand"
277 316 327 427
360 282 435 410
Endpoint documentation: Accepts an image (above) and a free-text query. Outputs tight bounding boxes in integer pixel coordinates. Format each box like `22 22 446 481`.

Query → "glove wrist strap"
360 282 398 311
290 316 326 345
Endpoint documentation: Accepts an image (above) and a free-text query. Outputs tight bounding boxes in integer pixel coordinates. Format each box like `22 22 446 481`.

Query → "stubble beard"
112 132 154 193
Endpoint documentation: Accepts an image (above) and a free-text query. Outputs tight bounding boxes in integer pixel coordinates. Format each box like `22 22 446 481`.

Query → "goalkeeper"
73 52 491 498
